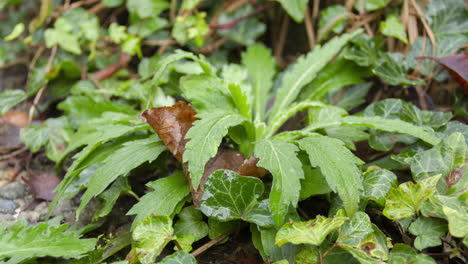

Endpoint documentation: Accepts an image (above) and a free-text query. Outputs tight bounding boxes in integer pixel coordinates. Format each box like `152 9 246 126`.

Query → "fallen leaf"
141 102 266 206
141 101 197 162
417 51 468 94
23 172 61 201
0 110 29 127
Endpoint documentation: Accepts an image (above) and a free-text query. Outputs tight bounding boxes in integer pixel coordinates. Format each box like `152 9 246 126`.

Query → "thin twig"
142 39 177 46
304 7 315 50
275 13 289 66
191 231 232 257
0 147 28 161
28 45 57 125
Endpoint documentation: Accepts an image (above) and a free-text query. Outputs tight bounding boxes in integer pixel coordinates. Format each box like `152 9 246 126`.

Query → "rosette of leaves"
150 29 440 226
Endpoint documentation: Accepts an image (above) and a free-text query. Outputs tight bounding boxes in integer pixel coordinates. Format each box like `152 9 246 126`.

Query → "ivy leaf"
372 53 424 86
408 132 466 186
298 135 364 216
388 244 436 264
337 212 374 247
184 112 247 189
242 43 276 121
277 0 309 22
0 218 96 263
275 215 348 246
255 140 304 226
383 175 441 220
300 167 331 200
174 206 208 242
408 217 447 250
318 5 349 41
218 4 265 45
127 171 190 228
333 83 372 111
380 15 408 44
437 195 468 238
131 215 174 264
268 29 362 120
126 0 169 18
158 251 197 264
362 168 397 206
77 136 166 218
20 117 73 161
0 89 27 115
200 170 273 227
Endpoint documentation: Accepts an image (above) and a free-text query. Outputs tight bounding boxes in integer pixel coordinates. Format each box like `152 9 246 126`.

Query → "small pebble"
0 182 27 200
0 199 18 214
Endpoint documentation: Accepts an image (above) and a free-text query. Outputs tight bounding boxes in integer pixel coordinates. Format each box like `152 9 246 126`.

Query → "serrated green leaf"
276 215 348 246
77 136 166 217
266 101 326 138
180 74 236 113
158 251 197 264
174 206 208 242
301 58 368 101
408 133 466 185
242 43 276 121
127 171 190 228
337 212 374 247
298 135 364 216
94 177 131 220
44 28 81 54
342 116 441 146
268 29 363 120
383 175 441 220
362 168 397 206
0 218 96 263
380 15 408 43
200 170 273 227
184 112 247 189
227 82 251 119
0 89 27 114
300 167 331 200
277 0 309 22
388 244 436 264
255 140 304 226
408 217 447 250
132 215 174 264
372 53 424 86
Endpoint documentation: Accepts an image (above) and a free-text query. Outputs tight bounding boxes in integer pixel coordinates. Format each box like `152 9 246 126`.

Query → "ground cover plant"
0 0 467 263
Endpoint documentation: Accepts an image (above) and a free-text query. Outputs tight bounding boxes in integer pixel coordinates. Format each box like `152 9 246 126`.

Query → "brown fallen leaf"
417 50 468 94
23 172 61 201
141 102 266 206
0 110 29 128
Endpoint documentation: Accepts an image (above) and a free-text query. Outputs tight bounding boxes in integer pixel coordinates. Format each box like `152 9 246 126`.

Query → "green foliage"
255 140 304 226
409 217 448 250
380 15 408 44
0 89 27 114
275 214 348 246
383 175 441 220
277 0 309 22
0 218 96 263
131 215 174 264
127 171 190 228
200 170 273 227
158 251 197 264
298 135 364 216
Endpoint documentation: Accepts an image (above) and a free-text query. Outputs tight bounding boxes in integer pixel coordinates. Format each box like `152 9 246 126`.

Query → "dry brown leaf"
237 157 267 178
0 110 29 127
23 172 61 201
141 101 198 162
418 51 468 94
